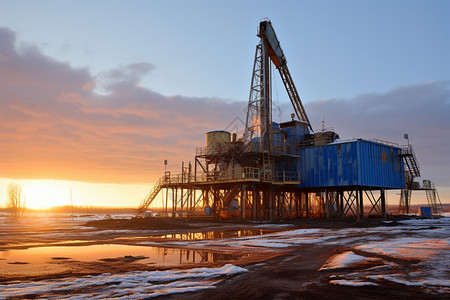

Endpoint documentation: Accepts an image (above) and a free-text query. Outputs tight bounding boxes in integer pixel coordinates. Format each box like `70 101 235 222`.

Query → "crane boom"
257 20 312 130
257 21 286 67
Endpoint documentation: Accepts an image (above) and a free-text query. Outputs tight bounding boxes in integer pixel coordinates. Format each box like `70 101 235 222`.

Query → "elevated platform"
163 169 300 186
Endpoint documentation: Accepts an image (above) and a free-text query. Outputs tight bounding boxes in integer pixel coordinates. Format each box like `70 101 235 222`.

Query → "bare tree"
6 183 26 218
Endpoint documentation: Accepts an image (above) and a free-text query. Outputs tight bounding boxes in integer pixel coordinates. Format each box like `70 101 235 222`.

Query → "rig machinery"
135 20 443 220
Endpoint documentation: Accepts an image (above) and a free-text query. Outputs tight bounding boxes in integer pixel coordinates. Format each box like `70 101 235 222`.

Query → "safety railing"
401 144 420 178
197 142 295 156
199 167 260 182
273 171 301 183
196 146 207 156
164 173 195 184
162 168 300 184
164 167 261 184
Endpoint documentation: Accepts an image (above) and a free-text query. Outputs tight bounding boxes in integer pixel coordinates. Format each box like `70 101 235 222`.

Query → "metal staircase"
399 144 420 214
400 144 420 179
135 176 165 218
398 144 443 216
422 180 444 215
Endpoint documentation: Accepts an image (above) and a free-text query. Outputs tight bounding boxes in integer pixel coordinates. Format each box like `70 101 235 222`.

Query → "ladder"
135 176 165 218
263 150 273 181
422 180 444 215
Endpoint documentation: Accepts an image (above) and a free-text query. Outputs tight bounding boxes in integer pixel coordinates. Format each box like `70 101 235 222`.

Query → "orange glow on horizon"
0 178 448 210
21 180 71 209
0 178 153 210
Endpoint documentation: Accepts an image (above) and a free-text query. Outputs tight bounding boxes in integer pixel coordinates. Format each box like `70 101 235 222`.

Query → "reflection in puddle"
2 240 91 249
161 229 271 240
0 244 245 275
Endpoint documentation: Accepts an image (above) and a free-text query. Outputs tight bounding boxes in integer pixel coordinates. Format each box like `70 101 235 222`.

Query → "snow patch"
320 251 369 270
0 264 248 299
330 279 378 286
368 274 450 288
355 238 449 259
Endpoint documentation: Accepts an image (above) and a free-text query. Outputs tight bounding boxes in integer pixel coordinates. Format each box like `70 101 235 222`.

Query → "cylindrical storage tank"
206 130 231 155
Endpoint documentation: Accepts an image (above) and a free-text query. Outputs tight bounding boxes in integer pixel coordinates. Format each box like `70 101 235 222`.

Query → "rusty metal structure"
398 138 443 215
135 19 442 220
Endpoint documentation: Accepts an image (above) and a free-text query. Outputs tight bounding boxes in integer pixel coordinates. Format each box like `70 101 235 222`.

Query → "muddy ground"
176 245 444 300
0 215 447 299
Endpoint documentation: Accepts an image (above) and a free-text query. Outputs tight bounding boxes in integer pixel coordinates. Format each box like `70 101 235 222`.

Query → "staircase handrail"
135 176 165 217
401 144 420 178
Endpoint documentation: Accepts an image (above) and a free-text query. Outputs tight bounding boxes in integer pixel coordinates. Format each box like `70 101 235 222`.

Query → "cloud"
94 62 155 95
1 26 448 190
0 27 246 184
301 81 450 186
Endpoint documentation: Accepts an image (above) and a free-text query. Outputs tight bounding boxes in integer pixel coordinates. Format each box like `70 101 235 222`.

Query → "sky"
0 0 449 209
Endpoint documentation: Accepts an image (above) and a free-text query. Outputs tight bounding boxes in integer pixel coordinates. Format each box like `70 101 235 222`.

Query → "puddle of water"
161 229 272 240
0 244 245 275
1 240 91 249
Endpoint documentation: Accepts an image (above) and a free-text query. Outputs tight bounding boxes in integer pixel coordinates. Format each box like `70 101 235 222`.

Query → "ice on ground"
0 264 248 299
239 240 294 248
329 233 449 293
320 251 371 270
142 217 448 254
367 274 450 288
255 223 294 228
330 279 378 286
397 216 449 226
276 228 324 235
355 238 449 259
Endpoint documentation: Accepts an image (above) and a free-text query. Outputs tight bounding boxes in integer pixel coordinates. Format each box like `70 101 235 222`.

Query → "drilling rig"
135 19 442 220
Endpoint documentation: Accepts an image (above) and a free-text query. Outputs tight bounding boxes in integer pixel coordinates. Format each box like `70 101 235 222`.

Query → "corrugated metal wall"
280 122 309 155
297 139 404 189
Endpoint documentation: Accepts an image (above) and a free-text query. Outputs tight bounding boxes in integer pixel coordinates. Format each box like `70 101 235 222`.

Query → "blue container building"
276 120 405 191
298 139 405 189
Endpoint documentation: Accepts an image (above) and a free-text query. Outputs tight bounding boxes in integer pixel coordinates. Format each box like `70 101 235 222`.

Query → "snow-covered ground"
0 214 448 297
137 216 449 293
0 264 248 299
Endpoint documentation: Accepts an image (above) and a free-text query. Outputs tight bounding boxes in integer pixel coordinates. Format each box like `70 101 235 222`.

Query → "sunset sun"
21 180 71 209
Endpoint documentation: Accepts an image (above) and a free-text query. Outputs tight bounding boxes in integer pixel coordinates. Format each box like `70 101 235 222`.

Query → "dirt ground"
174 246 444 300
92 216 448 299
0 215 447 299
